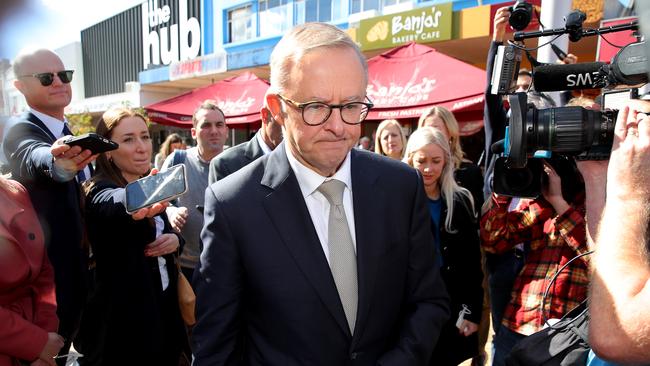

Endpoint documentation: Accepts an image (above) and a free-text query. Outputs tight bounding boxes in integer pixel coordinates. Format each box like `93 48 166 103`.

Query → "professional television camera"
490 8 647 197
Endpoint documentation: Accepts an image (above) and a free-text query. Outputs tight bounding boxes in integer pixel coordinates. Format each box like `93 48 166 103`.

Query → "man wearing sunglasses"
2 48 97 364
193 23 449 366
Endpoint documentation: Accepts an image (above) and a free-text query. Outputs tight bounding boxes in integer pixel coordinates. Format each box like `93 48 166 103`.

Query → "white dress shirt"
285 144 357 264
31 109 91 181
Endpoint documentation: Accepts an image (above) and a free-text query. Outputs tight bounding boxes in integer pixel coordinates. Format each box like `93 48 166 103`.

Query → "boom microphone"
532 62 607 92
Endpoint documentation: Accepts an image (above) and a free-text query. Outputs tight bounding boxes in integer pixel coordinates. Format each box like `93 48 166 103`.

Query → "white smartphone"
124 164 188 214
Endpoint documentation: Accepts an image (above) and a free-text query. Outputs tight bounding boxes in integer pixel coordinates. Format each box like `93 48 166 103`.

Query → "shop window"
227 5 254 43
295 0 343 23
259 0 291 36
350 0 408 14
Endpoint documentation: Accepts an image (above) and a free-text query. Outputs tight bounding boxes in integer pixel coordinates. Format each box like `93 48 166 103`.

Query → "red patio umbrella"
366 42 486 135
145 72 270 127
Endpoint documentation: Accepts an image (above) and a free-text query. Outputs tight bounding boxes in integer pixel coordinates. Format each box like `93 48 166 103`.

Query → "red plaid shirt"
480 194 589 335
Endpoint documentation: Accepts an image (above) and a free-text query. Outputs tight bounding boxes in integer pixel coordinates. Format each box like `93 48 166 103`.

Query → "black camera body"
491 12 645 198
509 1 533 31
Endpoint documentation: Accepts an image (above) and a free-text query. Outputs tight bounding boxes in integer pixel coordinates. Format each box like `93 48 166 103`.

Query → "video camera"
490 5 647 197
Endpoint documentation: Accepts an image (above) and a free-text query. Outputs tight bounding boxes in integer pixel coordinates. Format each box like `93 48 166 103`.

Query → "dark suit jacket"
193 143 450 366
208 134 264 185
2 112 87 339
431 194 484 365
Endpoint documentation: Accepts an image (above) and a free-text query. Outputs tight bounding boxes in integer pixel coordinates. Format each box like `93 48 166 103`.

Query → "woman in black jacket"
78 107 186 366
404 126 484 366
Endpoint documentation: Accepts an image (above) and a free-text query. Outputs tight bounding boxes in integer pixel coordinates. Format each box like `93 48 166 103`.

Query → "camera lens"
509 1 533 31
509 103 616 165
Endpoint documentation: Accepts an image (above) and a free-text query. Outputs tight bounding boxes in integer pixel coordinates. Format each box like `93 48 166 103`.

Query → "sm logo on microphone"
566 72 600 87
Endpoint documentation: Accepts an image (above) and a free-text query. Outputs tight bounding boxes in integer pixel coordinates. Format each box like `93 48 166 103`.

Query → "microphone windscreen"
533 62 606 92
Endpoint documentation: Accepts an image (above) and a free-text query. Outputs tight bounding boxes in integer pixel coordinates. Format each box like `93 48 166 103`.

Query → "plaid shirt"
480 194 589 335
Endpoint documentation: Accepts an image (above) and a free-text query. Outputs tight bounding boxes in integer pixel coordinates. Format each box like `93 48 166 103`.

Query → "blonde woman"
403 127 483 366
374 119 407 160
418 106 484 214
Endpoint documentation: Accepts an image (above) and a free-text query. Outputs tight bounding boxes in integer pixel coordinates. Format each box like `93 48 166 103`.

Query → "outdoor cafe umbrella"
145 72 270 127
366 42 486 135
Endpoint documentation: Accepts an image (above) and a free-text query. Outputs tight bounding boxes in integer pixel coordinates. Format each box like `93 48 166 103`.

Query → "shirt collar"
255 130 272 155
30 108 67 137
285 143 353 199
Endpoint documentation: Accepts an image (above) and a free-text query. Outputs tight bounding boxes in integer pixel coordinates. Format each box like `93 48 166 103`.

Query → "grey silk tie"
317 179 358 333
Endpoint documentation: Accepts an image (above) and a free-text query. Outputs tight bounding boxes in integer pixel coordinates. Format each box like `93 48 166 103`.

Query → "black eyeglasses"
277 94 374 126
19 70 74 86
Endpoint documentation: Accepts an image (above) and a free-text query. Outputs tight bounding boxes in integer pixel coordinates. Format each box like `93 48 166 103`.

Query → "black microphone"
532 62 607 92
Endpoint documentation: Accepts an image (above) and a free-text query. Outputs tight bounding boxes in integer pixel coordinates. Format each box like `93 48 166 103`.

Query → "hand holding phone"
125 164 188 214
65 133 118 154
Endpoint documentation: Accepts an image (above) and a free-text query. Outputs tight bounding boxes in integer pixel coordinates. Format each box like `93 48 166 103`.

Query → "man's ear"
265 94 285 127
190 127 197 139
14 79 25 94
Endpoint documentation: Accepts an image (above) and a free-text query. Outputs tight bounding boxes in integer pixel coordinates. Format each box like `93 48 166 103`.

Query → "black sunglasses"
20 70 74 86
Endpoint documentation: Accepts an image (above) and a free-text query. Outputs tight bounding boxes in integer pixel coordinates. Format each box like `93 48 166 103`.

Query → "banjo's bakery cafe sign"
358 2 452 51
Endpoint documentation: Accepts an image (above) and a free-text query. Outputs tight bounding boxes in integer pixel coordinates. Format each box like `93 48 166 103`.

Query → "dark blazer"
2 111 87 340
193 143 450 366
430 194 484 366
208 133 264 184
455 161 484 216
78 180 186 366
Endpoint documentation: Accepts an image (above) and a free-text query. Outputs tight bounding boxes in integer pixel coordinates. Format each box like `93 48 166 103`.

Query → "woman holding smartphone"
77 107 186 365
403 127 483 366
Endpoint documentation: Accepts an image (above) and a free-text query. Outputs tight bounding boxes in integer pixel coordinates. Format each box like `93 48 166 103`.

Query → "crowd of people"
2 6 650 366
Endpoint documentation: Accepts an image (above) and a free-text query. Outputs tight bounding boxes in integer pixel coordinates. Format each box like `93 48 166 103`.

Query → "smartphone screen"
125 164 187 213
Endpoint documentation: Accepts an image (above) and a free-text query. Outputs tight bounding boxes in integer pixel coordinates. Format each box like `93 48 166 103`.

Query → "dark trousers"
485 250 524 330
492 325 526 366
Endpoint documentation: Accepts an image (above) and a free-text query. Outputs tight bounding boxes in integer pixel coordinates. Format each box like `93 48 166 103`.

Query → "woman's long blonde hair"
403 126 474 232
374 119 407 159
418 106 466 169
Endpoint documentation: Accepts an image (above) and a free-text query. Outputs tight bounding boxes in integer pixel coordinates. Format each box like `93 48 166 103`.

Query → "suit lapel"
25 112 57 142
245 134 264 161
349 150 385 345
261 143 352 338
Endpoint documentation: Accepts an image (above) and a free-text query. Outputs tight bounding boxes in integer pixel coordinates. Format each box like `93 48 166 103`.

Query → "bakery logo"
359 3 451 50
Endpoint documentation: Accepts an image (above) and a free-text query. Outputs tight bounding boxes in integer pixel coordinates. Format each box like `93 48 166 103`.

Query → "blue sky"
0 0 143 61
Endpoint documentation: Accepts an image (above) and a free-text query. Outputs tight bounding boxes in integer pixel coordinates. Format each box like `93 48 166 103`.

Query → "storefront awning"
365 42 486 135
144 72 269 127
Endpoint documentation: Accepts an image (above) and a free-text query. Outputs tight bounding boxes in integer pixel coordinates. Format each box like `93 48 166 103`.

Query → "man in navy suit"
2 48 96 362
192 23 449 365
208 106 282 184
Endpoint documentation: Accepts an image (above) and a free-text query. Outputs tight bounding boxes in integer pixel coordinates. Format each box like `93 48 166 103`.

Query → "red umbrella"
145 72 270 127
366 42 486 135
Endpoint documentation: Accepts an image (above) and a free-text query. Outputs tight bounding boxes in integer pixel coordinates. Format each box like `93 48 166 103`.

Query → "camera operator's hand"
608 103 650 203
542 161 569 215
493 6 511 43
559 53 578 65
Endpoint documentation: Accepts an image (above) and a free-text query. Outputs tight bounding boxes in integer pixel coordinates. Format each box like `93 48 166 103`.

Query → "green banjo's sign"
358 3 453 51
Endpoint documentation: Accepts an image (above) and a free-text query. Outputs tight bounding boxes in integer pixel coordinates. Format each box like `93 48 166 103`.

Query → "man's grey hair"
269 22 368 94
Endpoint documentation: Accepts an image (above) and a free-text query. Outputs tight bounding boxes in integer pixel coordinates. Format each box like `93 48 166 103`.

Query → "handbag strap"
541 250 594 326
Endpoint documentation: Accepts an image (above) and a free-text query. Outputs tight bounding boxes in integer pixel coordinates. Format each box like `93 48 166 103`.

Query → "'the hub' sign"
142 0 201 69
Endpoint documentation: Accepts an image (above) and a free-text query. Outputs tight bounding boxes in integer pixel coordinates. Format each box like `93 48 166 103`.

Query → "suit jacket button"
28 233 36 240
350 352 358 360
